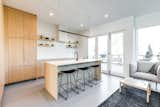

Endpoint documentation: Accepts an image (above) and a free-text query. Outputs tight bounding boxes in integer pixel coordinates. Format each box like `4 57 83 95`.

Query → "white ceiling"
3 0 160 32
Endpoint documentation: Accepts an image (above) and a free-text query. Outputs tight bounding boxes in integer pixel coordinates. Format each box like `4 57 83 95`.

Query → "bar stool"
59 69 79 100
78 67 93 90
58 72 65 99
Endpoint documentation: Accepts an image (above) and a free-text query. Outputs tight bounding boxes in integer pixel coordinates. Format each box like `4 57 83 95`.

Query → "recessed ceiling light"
49 12 54 16
80 24 84 27
104 14 109 18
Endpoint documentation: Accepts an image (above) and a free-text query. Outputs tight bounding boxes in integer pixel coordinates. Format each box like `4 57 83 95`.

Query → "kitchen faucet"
74 50 79 61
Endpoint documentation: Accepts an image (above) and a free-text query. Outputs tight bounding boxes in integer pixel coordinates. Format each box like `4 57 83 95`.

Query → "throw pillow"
148 63 160 75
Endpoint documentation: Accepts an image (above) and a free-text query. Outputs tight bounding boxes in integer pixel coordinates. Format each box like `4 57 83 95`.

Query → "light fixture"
80 24 84 27
104 14 109 18
49 12 54 16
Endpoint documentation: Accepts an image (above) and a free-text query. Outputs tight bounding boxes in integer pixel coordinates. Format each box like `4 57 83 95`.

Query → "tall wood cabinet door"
23 40 36 79
0 4 4 66
0 2 5 85
7 39 24 83
36 61 44 78
23 13 37 40
23 40 36 65
8 39 23 66
23 65 36 80
6 6 23 38
8 66 24 83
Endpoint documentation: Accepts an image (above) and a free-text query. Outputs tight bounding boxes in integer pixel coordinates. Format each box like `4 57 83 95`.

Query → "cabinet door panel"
23 65 36 80
7 66 24 83
24 40 36 65
8 39 23 66
36 61 44 78
7 39 24 83
23 13 37 39
7 7 23 38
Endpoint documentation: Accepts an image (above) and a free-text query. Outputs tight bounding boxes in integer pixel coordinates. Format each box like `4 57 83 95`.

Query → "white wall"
77 36 88 59
83 16 136 77
37 18 88 60
37 19 55 37
37 18 75 60
135 12 160 29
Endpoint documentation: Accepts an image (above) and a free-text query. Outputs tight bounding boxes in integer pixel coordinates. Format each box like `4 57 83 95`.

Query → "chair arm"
129 64 137 76
157 66 160 80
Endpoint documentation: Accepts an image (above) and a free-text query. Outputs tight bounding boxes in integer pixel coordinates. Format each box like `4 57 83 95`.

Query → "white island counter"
44 59 101 100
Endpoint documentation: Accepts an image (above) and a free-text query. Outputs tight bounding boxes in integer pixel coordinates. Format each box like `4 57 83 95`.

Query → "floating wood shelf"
37 35 79 48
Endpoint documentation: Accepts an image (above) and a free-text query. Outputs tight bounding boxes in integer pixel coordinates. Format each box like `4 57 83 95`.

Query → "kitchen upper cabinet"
59 32 68 42
59 31 79 42
23 13 37 40
67 34 79 42
6 7 23 38
23 40 36 65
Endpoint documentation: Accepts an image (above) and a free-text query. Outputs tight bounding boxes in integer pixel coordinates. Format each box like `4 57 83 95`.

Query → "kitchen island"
44 59 101 100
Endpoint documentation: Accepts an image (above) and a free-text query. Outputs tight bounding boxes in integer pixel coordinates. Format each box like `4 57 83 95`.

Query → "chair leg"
156 82 158 90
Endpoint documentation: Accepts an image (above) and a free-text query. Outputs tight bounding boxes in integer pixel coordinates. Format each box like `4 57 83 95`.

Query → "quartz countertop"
45 59 101 66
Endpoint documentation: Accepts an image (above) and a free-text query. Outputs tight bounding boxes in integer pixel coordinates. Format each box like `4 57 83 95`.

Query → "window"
88 37 96 59
137 25 160 61
98 35 108 59
111 32 124 64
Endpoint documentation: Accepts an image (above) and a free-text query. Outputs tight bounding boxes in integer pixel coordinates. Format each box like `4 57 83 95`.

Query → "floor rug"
98 87 160 107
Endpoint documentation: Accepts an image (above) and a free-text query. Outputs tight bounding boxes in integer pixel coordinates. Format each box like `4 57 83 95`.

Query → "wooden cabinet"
8 66 24 83
23 40 37 80
0 1 5 105
23 13 37 40
4 6 37 84
7 38 24 83
7 7 23 38
7 39 37 83
23 65 36 80
36 61 44 78
8 39 23 66
23 40 36 65
0 2 5 83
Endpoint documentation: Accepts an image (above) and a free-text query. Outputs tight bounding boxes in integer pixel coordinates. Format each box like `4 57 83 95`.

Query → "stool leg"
58 73 68 100
83 71 86 90
59 74 62 92
86 70 93 87
76 71 85 91
66 74 69 99
72 72 79 94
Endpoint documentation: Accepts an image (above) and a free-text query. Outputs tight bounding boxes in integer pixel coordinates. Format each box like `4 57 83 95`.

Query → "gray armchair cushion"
137 61 155 73
132 72 159 82
129 62 160 83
